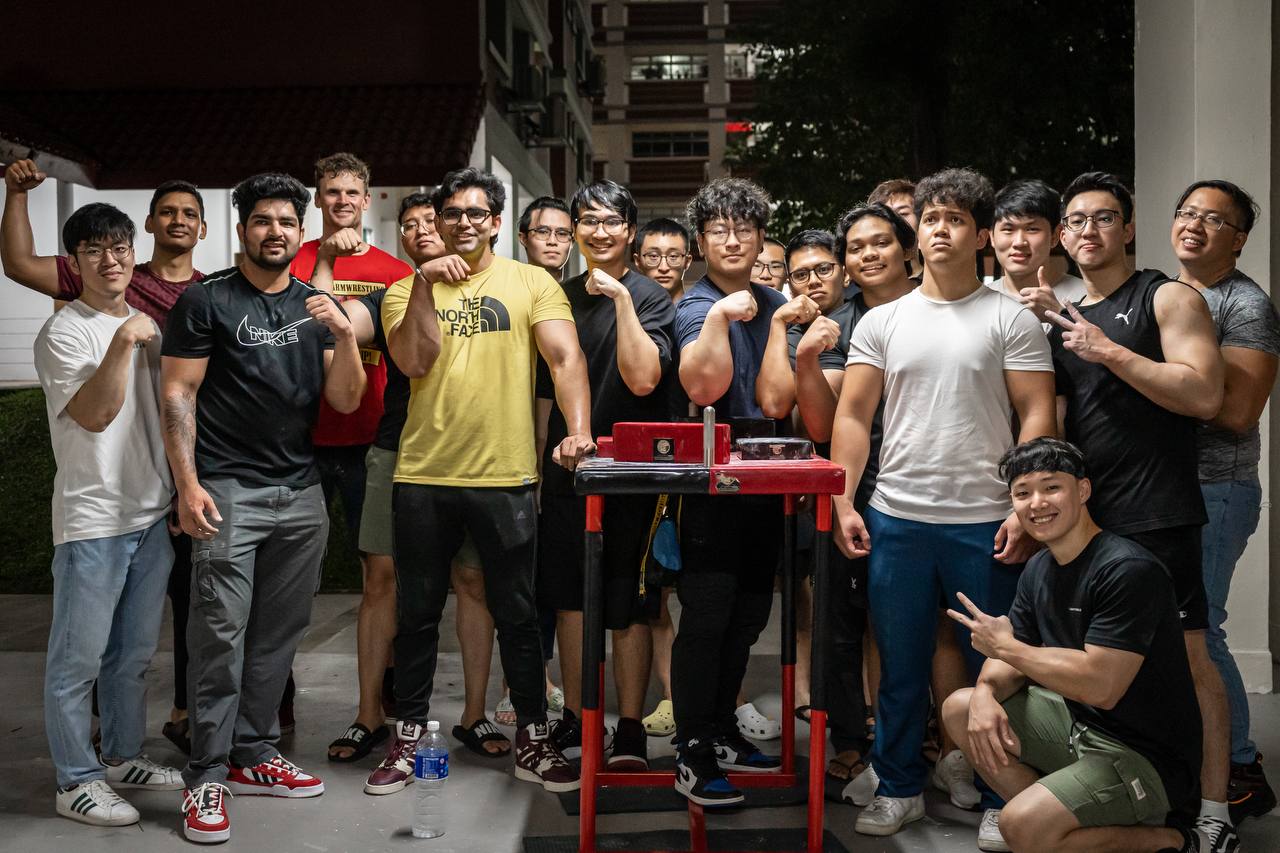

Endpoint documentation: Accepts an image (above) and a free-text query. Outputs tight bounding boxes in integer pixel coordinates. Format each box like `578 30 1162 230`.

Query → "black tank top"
1050 269 1207 534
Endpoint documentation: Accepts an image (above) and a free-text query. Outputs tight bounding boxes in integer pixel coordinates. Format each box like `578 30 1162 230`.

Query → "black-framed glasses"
577 215 628 234
78 244 133 263
639 250 688 268
528 225 574 242
1061 209 1123 232
704 224 758 244
399 216 437 236
789 262 839 286
1173 207 1240 232
440 207 494 227
752 260 786 278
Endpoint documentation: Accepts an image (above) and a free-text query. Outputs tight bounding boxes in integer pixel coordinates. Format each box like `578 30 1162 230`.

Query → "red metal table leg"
580 494 606 853
806 495 833 853
780 495 797 774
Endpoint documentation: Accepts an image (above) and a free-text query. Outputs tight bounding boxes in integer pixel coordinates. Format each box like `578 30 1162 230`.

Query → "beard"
245 240 298 272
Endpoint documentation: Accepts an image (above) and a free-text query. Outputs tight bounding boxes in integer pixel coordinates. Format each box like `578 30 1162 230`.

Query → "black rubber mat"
524 828 850 852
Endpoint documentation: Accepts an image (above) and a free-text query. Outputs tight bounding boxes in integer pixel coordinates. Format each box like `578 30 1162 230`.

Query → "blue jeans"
865 506 1022 800
44 517 173 788
1200 479 1262 765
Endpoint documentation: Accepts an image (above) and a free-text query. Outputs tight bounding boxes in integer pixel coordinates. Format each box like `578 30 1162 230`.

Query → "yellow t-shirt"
382 255 573 486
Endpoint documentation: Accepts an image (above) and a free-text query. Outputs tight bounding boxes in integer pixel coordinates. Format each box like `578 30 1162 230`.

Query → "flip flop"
494 695 516 727
327 722 389 763
452 719 511 758
795 705 812 723
826 752 866 782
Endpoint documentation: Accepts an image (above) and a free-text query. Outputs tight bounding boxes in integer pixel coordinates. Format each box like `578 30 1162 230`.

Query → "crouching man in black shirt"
941 438 1205 853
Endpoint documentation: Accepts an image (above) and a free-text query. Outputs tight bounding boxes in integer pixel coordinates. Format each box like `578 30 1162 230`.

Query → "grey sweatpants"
182 478 328 788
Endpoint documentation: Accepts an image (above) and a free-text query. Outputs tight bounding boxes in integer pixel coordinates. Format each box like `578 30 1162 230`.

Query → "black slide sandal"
327 722 389 763
453 719 511 758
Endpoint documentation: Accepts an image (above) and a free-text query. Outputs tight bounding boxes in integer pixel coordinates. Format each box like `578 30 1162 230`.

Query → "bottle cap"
427 720 440 732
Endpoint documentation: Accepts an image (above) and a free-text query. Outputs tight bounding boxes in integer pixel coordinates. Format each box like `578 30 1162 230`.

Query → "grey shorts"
358 445 479 565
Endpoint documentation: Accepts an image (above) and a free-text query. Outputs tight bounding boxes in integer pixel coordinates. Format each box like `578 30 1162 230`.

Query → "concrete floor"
1 593 1278 852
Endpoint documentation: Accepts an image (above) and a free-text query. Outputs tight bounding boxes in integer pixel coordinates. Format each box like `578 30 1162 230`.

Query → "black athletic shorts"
1127 525 1208 631
537 492 662 629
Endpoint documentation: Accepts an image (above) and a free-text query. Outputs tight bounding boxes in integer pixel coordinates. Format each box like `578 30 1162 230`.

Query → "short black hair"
1175 179 1260 234
686 177 770 233
1061 171 1134 223
633 217 690 256
834 203 917 258
784 229 838 265
519 196 572 233
432 167 505 215
231 173 310 227
570 180 638 227
399 191 435 221
994 179 1060 228
998 437 1088 488
914 167 995 229
149 180 205 220
62 203 136 255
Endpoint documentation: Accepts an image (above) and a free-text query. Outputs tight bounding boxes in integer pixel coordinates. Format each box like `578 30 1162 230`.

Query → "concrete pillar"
1134 0 1275 691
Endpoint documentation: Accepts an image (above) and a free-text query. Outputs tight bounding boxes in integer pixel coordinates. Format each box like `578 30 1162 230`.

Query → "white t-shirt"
34 301 173 546
984 274 1087 333
846 285 1053 524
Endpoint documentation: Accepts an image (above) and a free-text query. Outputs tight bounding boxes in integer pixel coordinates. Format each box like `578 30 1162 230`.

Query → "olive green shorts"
358 446 479 565
1003 685 1170 827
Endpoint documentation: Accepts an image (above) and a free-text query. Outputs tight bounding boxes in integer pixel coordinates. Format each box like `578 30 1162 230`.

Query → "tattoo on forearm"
163 390 198 475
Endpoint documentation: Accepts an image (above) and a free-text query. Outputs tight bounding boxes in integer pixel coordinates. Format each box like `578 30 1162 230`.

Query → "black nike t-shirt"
538 269 677 497
163 267 336 488
1009 530 1202 810
1050 270 1206 533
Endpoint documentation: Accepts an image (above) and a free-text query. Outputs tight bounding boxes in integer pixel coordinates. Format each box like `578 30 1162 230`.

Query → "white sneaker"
102 754 183 790
840 762 880 807
854 793 925 836
932 749 980 809
55 779 140 826
978 808 1011 852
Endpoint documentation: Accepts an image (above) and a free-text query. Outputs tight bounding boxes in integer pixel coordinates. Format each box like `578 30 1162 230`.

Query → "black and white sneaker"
55 780 139 826
675 738 744 806
607 717 649 771
1192 816 1239 853
713 731 781 772
551 710 583 760
102 754 183 790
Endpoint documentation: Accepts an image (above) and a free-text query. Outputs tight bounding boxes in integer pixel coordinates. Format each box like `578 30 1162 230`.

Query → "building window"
725 44 757 79
633 131 710 157
630 54 709 81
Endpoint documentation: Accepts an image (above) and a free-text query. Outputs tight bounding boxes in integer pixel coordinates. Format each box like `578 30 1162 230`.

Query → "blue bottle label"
415 753 449 780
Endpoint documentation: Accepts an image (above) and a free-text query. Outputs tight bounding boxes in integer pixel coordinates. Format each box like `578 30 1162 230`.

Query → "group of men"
3 150 1276 853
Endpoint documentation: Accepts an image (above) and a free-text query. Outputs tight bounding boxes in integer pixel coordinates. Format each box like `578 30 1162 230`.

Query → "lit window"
630 54 709 81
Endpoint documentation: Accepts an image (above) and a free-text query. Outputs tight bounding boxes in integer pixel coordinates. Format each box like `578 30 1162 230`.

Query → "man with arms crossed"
1048 172 1232 849
830 168 1056 838
1171 179 1279 824
369 167 593 795
37 202 183 827
943 437 1205 853
163 173 366 843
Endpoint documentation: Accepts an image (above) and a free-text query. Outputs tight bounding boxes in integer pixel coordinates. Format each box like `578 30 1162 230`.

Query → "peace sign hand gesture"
946 592 1015 660
1045 302 1117 364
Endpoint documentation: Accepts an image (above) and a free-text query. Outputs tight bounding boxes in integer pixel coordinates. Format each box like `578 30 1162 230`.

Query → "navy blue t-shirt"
674 277 788 421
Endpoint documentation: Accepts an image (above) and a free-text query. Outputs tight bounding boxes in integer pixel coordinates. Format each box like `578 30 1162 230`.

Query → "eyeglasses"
1173 208 1240 232
752 260 787 278
1061 210 1123 232
639 250 688 268
704 224 759 244
577 215 628 234
789 262 839 286
528 225 574 242
399 217 437 236
440 207 494 227
78 244 133 263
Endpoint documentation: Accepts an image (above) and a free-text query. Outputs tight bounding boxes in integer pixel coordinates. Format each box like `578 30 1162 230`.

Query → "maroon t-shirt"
55 255 204 327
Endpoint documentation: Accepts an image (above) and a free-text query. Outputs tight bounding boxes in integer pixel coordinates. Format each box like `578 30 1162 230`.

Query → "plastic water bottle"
412 720 448 838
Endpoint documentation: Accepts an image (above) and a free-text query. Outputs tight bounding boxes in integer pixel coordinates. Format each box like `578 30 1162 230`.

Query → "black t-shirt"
162 267 336 488
1009 530 1202 810
538 269 677 496
356 288 412 452
786 293 883 509
1050 270 1206 533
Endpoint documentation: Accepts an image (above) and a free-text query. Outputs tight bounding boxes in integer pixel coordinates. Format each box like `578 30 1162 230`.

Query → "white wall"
1135 0 1275 690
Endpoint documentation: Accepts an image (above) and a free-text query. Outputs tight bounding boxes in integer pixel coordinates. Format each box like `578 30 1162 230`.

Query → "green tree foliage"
728 1 1135 236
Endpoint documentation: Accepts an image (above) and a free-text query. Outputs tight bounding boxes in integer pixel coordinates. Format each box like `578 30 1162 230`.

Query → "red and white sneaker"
365 721 423 795
182 782 231 844
226 755 324 798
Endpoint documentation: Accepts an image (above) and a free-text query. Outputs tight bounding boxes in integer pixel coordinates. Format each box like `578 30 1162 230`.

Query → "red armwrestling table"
572 417 846 853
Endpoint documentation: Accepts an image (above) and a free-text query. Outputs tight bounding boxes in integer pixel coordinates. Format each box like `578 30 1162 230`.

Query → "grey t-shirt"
1198 270 1280 482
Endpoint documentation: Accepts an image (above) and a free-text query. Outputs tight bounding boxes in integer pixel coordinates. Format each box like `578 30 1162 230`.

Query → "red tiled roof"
0 84 484 189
